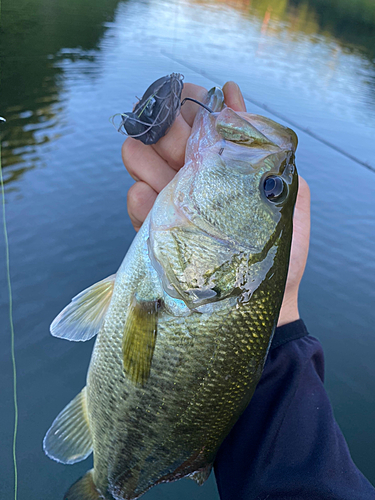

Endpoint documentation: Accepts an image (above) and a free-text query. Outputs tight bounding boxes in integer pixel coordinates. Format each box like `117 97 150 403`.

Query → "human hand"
122 82 310 327
122 81 245 231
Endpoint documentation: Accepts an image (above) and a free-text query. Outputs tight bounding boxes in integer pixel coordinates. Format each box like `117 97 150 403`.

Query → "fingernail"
233 82 246 111
223 81 246 112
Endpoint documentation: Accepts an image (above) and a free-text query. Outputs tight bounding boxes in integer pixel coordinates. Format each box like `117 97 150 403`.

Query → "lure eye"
263 176 285 201
142 96 156 118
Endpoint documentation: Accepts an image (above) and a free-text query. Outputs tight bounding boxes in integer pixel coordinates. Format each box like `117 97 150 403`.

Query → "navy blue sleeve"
214 320 375 500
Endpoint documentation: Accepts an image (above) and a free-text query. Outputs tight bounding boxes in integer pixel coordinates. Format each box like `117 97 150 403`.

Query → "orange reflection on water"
188 0 324 42
260 6 271 35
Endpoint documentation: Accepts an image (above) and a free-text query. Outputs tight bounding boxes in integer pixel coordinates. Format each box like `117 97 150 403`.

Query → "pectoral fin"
43 387 93 464
50 274 116 341
122 295 160 386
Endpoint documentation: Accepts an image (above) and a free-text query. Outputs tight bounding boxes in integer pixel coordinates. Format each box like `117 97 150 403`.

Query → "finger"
222 81 247 112
180 83 208 127
152 113 191 171
127 181 157 231
122 138 176 194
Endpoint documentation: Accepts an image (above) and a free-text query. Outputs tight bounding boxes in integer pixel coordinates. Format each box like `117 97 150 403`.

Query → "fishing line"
0 117 18 500
162 52 375 174
170 0 180 73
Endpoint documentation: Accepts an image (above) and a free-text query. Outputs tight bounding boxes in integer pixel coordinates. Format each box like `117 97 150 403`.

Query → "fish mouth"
214 107 297 153
147 96 298 310
215 108 278 148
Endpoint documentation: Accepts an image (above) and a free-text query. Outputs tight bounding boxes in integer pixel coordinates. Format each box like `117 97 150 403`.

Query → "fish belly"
86 262 280 499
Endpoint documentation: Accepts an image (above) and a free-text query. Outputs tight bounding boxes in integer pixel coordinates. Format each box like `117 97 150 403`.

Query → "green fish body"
44 87 298 500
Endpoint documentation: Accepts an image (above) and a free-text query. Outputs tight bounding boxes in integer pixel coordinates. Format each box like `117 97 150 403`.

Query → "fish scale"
43 86 298 500
87 251 285 498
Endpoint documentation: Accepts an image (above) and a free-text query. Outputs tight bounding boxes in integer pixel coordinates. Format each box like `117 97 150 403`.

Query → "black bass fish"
44 86 298 500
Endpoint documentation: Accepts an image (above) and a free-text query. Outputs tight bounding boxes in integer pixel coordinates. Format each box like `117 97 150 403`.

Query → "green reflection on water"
1 0 121 186
214 0 375 57
2 0 375 189
289 0 375 57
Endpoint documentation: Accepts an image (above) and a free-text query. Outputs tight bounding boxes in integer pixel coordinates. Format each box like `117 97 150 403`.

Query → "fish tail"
64 470 104 500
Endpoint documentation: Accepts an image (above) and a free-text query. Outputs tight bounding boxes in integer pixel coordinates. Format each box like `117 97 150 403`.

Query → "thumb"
222 81 247 112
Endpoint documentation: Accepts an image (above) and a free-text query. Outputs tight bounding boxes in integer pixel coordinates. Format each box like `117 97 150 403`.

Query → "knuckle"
127 182 141 209
161 139 185 169
122 138 139 176
127 182 147 215
166 145 182 167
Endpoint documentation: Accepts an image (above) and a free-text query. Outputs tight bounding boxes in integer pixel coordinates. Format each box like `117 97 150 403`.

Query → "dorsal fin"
50 274 116 341
43 387 93 464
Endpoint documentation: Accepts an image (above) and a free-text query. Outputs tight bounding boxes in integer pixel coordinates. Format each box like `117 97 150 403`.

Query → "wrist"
277 293 299 327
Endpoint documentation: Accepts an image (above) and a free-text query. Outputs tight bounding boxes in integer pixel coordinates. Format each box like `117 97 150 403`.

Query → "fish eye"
263 176 285 202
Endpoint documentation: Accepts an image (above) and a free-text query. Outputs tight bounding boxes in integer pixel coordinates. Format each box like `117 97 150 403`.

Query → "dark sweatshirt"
215 320 375 500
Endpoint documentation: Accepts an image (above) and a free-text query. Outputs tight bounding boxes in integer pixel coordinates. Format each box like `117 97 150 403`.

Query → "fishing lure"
114 73 184 145
113 73 215 145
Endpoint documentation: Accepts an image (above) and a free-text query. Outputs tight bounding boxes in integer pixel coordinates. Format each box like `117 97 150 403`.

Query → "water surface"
1 0 375 497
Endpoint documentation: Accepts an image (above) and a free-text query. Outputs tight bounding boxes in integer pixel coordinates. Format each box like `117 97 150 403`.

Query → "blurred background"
1 0 375 498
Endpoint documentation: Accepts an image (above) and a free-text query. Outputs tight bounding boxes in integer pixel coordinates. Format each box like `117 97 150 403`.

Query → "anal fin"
43 387 93 464
50 274 116 342
189 464 213 485
64 470 104 500
122 295 160 386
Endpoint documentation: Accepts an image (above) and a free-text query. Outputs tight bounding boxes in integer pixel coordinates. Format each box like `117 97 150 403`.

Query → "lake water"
1 0 375 498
